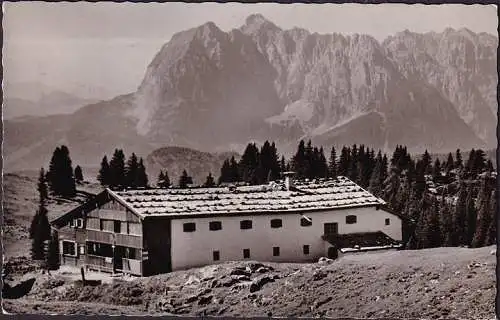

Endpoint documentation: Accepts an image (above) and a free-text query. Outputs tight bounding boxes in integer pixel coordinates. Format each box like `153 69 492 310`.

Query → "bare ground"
3 246 496 318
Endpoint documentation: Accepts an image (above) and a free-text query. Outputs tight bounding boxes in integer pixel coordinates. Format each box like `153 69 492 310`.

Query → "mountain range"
4 14 497 172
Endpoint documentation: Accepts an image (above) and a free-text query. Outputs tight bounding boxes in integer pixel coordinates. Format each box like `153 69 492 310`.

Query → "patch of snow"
266 100 315 124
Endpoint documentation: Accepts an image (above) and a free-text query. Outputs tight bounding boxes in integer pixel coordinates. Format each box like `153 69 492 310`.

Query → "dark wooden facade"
53 190 172 276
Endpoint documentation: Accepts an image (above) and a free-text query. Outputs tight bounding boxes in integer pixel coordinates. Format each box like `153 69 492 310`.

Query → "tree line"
98 149 148 190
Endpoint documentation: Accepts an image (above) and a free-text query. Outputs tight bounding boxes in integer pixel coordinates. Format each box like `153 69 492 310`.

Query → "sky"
3 2 498 100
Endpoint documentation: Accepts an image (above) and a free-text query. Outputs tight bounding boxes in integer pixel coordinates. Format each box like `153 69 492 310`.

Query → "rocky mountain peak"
241 13 281 35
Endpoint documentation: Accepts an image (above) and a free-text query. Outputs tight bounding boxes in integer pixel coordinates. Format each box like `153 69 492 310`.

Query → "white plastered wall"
170 206 402 271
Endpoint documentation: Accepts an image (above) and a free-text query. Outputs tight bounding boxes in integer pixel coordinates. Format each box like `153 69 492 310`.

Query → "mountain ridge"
4 15 497 171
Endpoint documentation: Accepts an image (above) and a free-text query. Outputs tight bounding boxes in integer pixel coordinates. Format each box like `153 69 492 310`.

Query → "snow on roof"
112 176 385 218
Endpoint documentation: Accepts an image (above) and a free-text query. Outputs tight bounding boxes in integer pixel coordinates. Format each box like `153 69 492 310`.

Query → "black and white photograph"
2 2 498 317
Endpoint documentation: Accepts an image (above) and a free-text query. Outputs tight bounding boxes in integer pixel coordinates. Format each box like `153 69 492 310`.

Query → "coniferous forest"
48 141 495 251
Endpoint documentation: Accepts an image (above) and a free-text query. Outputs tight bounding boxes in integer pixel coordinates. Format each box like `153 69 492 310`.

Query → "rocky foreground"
3 246 496 318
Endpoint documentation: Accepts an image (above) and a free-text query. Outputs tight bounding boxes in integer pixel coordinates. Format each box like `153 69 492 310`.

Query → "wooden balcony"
85 254 113 271
87 229 142 248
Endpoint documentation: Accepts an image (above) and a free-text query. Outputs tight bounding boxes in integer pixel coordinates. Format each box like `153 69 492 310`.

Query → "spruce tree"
422 150 432 175
125 153 140 188
219 159 231 184
97 155 111 186
432 158 441 181
229 156 240 182
465 185 477 246
137 158 149 188
328 146 338 178
455 149 463 169
485 188 497 246
239 143 260 184
109 149 126 189
37 168 49 203
338 146 351 177
179 170 193 188
30 204 51 260
453 181 468 246
472 174 493 247
74 165 84 184
445 152 454 175
292 140 307 178
203 173 216 187
440 191 454 246
46 231 60 270
157 170 171 188
47 145 76 197
368 159 383 197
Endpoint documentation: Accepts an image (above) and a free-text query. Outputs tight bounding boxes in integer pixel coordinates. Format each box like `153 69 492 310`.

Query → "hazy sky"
3 2 498 100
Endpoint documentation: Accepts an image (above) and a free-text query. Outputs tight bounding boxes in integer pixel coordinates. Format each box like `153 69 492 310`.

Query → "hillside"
3 246 495 318
4 15 497 171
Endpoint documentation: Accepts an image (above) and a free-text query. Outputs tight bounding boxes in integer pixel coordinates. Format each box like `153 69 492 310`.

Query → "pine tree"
203 173 216 187
74 165 84 184
328 146 338 178
97 156 111 186
109 149 126 189
179 170 193 188
46 231 60 270
37 168 49 203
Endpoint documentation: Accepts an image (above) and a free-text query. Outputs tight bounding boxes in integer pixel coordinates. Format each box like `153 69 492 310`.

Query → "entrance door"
324 222 338 236
327 246 338 259
113 246 124 272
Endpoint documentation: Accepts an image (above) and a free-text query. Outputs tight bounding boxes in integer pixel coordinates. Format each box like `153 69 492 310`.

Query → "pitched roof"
111 176 386 218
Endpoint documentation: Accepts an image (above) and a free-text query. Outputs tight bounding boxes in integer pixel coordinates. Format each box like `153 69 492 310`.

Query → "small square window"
213 250 220 261
346 215 357 224
240 220 253 230
243 249 250 259
209 221 222 231
385 218 390 226
69 220 75 228
270 219 282 228
273 247 280 257
79 245 85 255
183 223 196 232
300 217 312 227
303 245 310 255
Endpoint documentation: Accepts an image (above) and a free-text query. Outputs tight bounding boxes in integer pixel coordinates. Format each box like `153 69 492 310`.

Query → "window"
79 245 85 255
76 219 83 228
114 221 121 233
385 218 390 226
240 220 253 230
243 249 250 259
270 219 283 228
300 217 312 227
213 250 220 261
273 247 280 257
124 247 137 259
99 219 104 231
346 215 357 224
69 219 75 228
183 223 196 232
209 221 222 231
303 245 310 255
86 242 113 257
62 241 76 256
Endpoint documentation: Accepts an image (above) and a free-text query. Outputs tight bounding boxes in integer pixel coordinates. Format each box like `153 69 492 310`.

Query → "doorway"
113 246 124 272
327 246 338 259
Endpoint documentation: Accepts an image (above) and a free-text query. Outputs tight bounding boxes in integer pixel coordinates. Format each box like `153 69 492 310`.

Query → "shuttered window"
183 223 196 232
300 217 312 227
209 221 222 231
240 220 253 230
346 215 357 224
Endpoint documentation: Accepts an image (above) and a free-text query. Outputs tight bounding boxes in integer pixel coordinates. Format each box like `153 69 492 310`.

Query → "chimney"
283 171 295 191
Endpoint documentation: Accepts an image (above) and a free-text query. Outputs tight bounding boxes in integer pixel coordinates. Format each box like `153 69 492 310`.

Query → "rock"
313 296 333 309
313 271 327 281
318 257 333 264
249 275 275 293
490 249 496 255
198 295 213 306
230 268 251 277
256 267 270 273
210 280 219 288
185 295 198 303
